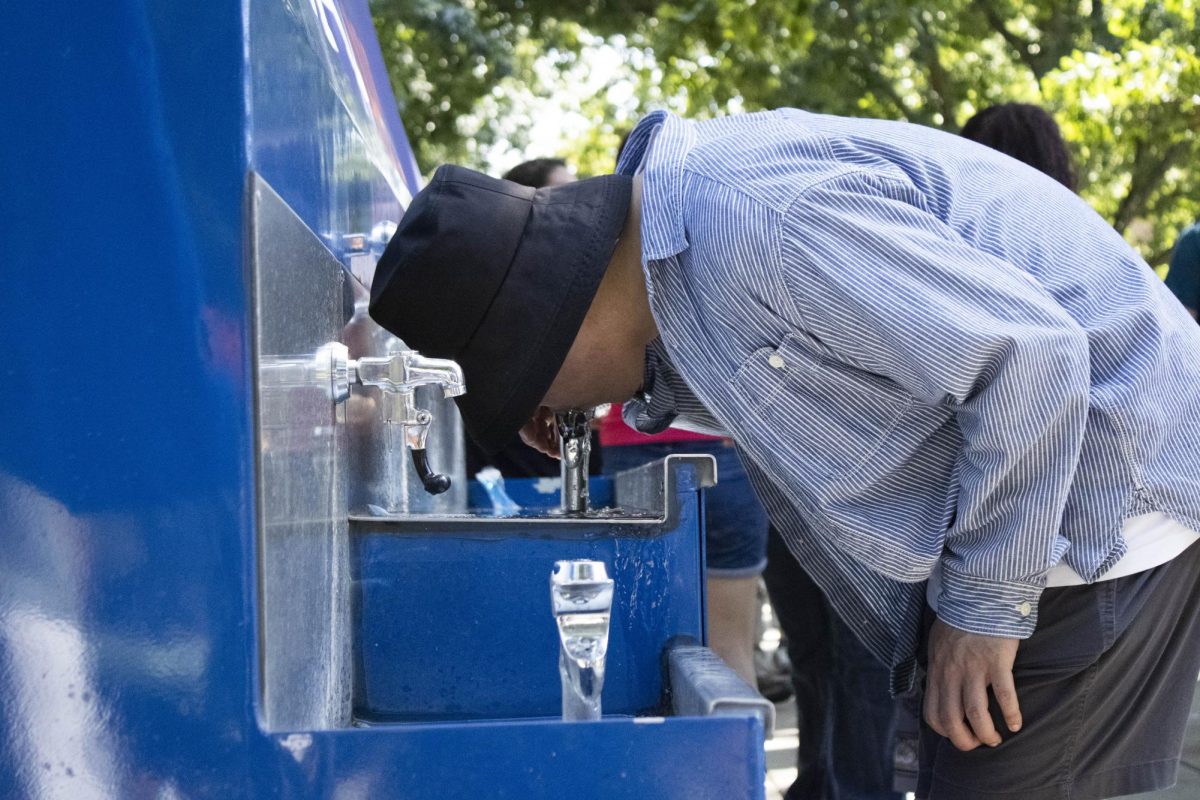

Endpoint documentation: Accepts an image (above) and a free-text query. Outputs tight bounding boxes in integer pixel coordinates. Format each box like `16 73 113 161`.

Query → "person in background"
463 158 604 480
501 157 574 190
959 102 1076 190
1165 221 1200 319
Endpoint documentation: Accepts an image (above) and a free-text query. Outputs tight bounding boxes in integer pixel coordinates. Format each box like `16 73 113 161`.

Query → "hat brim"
454 174 632 455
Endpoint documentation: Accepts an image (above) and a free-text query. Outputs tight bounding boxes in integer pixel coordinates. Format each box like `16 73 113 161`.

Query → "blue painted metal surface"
0 2 764 797
354 467 707 721
276 716 765 799
1 3 259 797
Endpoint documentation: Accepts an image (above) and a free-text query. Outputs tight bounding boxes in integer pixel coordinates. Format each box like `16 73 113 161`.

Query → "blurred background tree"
372 0 1199 266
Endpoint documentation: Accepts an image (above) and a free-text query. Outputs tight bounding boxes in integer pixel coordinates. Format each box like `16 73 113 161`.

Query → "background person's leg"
764 527 832 799
702 443 771 686
827 608 903 800
765 526 903 800
707 573 761 685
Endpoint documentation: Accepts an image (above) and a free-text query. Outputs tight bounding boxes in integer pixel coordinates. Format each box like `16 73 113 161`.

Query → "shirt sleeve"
780 172 1091 639
1165 227 1200 314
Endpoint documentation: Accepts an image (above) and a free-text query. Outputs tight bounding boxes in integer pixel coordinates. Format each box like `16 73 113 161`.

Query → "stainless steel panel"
350 454 718 531
250 173 352 730
612 454 718 519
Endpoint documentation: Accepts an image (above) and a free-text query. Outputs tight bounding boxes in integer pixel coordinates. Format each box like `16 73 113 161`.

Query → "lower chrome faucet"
550 560 614 722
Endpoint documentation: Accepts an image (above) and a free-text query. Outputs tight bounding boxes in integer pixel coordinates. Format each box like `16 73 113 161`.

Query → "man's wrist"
936 564 1044 639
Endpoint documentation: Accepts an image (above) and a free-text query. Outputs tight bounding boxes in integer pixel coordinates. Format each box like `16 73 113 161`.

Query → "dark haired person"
502 157 573 189
1165 221 1200 320
960 102 1076 190
372 108 1200 800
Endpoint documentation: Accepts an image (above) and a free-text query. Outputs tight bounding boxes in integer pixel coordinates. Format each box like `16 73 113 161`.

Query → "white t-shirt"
927 512 1200 613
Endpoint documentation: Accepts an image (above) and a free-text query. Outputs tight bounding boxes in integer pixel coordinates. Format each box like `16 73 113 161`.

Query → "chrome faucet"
555 409 594 513
551 560 614 721
352 343 465 494
259 341 465 495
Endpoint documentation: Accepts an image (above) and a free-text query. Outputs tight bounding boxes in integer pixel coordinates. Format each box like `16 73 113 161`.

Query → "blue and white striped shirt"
617 109 1200 691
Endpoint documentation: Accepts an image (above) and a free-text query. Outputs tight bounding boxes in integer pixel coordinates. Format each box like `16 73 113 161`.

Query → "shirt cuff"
623 343 679 434
935 563 1045 639
622 396 675 434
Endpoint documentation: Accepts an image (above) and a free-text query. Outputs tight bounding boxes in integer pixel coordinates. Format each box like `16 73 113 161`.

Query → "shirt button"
1016 601 1032 618
767 354 786 369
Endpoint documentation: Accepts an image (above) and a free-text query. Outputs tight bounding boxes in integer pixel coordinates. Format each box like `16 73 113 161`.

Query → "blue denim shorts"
602 440 769 577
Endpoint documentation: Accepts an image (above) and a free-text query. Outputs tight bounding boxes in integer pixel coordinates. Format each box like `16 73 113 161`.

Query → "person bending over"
370 108 1200 800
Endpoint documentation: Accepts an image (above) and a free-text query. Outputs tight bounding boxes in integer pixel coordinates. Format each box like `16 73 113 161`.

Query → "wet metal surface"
552 560 614 721
349 458 713 721
557 409 595 513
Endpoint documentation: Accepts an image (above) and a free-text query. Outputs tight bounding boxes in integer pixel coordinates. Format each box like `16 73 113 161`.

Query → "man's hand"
519 406 560 458
925 618 1022 751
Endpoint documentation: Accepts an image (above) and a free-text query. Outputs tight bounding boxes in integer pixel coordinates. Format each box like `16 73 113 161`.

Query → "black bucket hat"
369 165 633 455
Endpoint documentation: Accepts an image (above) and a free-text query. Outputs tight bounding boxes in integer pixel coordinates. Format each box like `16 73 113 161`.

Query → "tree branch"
1113 137 1189 233
914 14 955 128
838 3 923 122
1146 245 1175 268
1088 0 1123 50
972 0 1044 78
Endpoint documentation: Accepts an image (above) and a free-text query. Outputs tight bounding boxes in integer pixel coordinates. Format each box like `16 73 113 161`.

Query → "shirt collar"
616 110 695 261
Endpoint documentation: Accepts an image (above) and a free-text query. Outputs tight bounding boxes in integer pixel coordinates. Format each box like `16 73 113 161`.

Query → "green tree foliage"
372 0 1199 264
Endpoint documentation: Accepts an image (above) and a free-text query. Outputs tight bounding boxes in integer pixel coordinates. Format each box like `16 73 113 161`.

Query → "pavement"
763 678 1200 799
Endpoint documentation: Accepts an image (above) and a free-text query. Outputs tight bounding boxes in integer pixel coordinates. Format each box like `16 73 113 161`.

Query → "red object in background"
597 403 722 447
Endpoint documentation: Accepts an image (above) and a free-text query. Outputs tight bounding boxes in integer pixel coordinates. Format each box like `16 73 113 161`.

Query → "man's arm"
781 172 1091 748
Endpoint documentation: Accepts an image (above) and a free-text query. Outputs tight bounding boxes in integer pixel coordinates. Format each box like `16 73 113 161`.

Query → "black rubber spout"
410 448 451 494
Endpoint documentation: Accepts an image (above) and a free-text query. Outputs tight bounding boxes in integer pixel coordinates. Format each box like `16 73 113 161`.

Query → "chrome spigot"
351 345 465 495
258 341 352 403
551 560 614 721
258 341 465 495
556 409 594 513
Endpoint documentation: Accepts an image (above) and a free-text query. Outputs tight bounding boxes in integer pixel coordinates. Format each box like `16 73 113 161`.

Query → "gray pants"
917 539 1200 800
